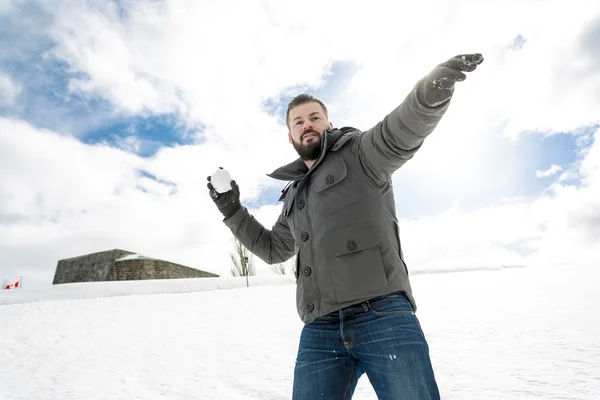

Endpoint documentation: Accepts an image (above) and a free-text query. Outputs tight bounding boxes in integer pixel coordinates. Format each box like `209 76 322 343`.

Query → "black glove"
207 177 241 219
419 53 484 107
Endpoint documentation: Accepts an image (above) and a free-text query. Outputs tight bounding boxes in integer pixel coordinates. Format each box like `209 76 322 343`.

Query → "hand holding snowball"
207 167 241 219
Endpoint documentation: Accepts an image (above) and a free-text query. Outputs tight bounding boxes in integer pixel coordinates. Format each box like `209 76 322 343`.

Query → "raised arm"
358 54 483 186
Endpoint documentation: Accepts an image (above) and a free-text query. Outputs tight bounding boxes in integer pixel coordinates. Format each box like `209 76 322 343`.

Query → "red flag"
5 280 20 290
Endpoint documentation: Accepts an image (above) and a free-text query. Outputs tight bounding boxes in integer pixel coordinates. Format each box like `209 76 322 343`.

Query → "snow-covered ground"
1 263 599 399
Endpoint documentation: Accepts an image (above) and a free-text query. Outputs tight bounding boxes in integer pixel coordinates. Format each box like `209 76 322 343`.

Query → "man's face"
287 102 332 161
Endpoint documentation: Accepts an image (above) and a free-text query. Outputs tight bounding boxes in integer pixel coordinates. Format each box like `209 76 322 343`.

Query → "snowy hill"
1 264 599 399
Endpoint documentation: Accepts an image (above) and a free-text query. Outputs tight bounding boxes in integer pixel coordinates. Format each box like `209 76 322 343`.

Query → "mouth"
302 132 318 142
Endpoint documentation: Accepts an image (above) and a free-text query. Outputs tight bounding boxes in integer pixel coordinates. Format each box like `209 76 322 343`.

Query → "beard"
292 130 323 161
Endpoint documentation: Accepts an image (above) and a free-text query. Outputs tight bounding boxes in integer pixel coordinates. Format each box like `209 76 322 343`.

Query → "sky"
1 0 600 286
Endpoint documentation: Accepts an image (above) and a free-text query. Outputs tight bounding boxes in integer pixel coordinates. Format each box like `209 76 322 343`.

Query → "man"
208 53 484 399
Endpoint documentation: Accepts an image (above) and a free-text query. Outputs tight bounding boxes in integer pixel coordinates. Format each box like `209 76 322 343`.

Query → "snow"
210 167 234 193
115 253 155 262
1 264 599 399
0 275 295 306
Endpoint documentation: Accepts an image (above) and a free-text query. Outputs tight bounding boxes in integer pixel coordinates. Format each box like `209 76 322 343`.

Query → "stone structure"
53 249 219 284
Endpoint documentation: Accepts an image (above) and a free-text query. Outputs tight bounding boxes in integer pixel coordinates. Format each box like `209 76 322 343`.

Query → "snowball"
210 168 233 193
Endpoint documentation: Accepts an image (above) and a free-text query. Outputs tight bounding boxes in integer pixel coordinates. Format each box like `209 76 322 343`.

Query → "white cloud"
1 0 600 284
43 1 598 135
36 0 600 217
2 123 599 286
0 0 18 13
0 117 289 284
0 74 21 106
401 127 600 270
536 164 562 178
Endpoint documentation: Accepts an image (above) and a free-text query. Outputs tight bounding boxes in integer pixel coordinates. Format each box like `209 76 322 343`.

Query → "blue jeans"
292 292 440 400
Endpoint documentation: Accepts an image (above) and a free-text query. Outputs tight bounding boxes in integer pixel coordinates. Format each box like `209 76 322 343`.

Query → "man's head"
286 94 333 161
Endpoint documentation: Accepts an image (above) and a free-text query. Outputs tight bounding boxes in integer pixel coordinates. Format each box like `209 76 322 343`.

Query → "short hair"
285 94 329 130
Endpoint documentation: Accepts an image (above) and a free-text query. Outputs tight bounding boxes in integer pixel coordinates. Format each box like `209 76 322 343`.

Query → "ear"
329 122 333 129
287 131 293 144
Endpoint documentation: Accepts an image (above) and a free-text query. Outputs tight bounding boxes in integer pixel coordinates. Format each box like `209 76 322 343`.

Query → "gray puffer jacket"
224 82 450 323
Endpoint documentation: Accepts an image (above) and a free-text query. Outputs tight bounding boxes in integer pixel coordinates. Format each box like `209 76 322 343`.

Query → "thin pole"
244 259 249 287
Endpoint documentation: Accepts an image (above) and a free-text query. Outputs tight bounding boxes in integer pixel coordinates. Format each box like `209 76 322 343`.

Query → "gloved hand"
207 174 241 219
419 53 484 107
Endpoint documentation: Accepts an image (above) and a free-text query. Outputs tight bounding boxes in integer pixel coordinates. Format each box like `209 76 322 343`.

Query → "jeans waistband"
338 291 408 315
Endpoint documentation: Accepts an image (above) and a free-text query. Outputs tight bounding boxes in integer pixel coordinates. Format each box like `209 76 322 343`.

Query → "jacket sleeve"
223 205 296 265
357 79 450 186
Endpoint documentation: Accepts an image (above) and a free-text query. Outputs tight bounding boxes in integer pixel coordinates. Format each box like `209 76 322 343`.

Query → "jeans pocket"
365 293 415 316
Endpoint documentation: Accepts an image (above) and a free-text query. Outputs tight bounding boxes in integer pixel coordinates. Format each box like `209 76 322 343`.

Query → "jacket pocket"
324 223 389 303
313 158 361 214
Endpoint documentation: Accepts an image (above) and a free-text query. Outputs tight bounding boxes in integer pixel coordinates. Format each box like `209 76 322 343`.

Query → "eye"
312 117 320 121
295 120 303 126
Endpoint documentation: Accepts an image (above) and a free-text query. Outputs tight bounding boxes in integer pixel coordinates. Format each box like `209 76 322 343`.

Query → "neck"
304 159 317 169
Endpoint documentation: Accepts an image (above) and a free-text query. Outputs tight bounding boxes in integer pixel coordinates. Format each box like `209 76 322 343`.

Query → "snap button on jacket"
224 81 450 323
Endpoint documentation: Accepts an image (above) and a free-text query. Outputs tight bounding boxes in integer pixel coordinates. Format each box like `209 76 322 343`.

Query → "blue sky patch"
393 125 594 218
0 3 120 136
135 170 178 195
1 1 197 155
509 34 527 50
84 114 200 157
519 124 598 188
262 60 360 126
246 185 287 209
